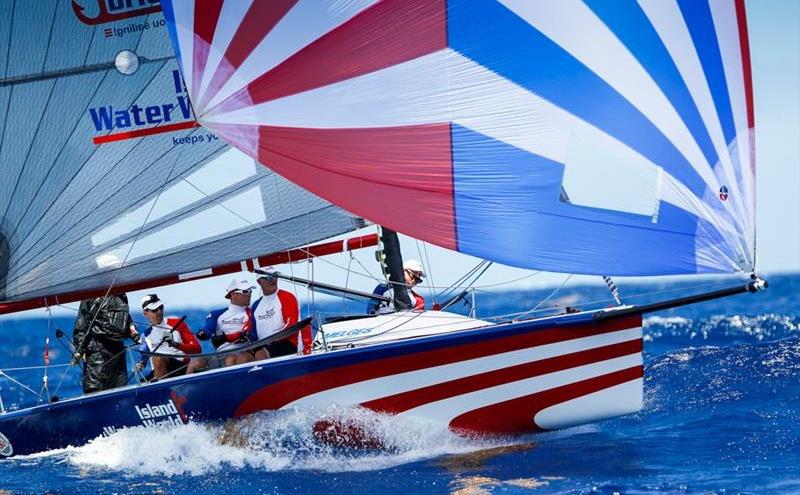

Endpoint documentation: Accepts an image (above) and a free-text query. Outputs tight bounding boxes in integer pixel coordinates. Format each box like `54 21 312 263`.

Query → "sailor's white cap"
225 278 255 298
141 293 164 311
403 259 425 278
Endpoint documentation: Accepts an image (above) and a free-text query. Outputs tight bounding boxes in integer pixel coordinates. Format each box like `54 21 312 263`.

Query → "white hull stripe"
399 353 642 423
288 327 642 409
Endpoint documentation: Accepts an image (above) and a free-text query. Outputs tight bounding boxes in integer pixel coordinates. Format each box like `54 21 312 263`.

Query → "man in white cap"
367 259 426 314
250 267 311 359
135 294 200 379
191 278 256 370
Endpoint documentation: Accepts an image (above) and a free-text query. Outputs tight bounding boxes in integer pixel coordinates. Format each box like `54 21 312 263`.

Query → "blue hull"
0 310 644 457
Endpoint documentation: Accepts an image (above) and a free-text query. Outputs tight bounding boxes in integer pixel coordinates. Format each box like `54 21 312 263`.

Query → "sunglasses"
233 289 252 295
405 269 423 284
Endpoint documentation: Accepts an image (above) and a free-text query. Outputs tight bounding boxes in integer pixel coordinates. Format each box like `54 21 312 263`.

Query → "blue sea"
0 273 798 494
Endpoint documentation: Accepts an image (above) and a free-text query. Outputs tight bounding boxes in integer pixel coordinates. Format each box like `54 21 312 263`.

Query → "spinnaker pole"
594 276 767 322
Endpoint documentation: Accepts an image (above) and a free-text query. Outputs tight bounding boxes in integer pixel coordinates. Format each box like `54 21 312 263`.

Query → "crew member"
250 268 311 359
367 259 426 314
189 278 255 371
135 294 201 380
72 294 136 394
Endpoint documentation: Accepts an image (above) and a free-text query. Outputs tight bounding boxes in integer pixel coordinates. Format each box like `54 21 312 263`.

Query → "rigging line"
4 58 171 260
513 274 574 321
342 253 353 311
6 119 213 286
55 128 187 392
415 239 436 304
436 261 487 301
471 271 543 290
0 364 70 372
482 277 743 322
436 263 480 301
179 178 385 285
39 301 55 404
421 240 436 304
0 370 39 396
351 254 382 286
440 262 493 311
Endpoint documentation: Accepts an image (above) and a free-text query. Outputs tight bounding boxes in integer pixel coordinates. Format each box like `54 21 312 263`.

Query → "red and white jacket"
251 289 312 354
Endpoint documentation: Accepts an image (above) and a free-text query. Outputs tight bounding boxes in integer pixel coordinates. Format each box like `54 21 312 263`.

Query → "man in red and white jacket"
137 294 201 379
251 268 312 358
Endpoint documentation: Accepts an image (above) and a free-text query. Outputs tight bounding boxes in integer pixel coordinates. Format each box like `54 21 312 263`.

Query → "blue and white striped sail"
164 0 757 276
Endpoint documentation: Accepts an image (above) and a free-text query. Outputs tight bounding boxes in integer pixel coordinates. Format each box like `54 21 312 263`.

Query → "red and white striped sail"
163 0 757 277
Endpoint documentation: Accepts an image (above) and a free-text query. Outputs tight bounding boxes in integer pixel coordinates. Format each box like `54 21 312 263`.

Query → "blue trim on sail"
447 0 709 200
161 1 183 74
678 0 736 147
450 124 706 275
585 0 720 172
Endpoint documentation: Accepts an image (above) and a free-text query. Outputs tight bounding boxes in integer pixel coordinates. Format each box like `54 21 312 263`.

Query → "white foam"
64 406 506 476
644 316 692 326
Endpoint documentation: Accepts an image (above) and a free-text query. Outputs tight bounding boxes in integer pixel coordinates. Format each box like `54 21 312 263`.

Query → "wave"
641 337 800 416
643 313 799 346
61 405 507 476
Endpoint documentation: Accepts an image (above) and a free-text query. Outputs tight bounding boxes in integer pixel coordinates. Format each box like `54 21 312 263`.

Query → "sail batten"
163 0 756 276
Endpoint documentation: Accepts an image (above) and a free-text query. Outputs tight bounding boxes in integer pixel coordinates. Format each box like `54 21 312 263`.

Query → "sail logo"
719 185 729 201
0 431 12 457
89 69 200 145
134 392 189 428
72 0 161 26
89 69 190 131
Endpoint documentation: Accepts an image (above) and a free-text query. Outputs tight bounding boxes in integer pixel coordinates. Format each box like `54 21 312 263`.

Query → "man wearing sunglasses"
192 278 256 370
367 259 426 314
135 294 200 379
250 267 312 359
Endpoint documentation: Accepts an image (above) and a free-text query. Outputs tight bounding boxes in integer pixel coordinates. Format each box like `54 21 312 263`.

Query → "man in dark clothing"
72 294 136 394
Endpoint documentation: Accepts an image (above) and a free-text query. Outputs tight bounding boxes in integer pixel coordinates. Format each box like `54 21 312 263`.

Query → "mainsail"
163 0 756 277
0 1 366 310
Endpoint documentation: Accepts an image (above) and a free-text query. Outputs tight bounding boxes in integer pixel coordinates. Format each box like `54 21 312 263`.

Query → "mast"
378 227 412 311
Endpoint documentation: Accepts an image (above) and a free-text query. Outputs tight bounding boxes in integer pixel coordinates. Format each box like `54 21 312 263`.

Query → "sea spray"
65 405 506 476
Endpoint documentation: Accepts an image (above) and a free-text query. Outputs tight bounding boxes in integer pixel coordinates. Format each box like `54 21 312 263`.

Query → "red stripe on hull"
361 339 642 414
234 315 641 416
198 0 298 110
210 0 447 114
251 124 458 251
449 366 644 434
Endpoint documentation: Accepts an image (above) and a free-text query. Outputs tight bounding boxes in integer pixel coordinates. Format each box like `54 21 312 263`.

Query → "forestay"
163 0 756 276
0 1 365 307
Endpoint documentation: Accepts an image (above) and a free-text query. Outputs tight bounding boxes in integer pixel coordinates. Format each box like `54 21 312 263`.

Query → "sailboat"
0 0 764 458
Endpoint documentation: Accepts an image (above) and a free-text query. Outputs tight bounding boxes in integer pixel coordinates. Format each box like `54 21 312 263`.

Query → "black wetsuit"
72 295 134 394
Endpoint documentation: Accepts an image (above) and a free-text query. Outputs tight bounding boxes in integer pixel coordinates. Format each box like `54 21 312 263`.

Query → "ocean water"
0 273 798 494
